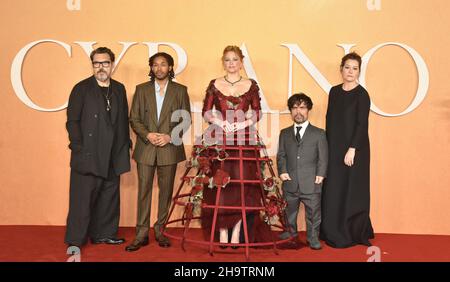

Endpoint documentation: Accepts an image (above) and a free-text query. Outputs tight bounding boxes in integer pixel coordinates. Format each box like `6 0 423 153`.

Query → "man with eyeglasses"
65 47 131 253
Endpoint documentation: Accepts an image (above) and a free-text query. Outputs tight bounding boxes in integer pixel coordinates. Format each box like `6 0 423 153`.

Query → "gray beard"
96 72 109 82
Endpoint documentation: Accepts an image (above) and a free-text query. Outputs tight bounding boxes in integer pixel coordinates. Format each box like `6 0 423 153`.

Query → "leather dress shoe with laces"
125 237 149 252
281 240 301 250
156 236 171 248
91 237 125 245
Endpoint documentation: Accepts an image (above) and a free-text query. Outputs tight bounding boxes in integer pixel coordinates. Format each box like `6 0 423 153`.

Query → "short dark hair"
90 47 115 62
340 51 362 70
288 93 313 111
148 52 175 81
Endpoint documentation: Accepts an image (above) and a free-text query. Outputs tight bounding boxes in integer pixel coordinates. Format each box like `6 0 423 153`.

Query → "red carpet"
0 226 449 262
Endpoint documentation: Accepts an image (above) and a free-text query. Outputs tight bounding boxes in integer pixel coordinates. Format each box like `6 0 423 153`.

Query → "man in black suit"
65 47 131 251
277 93 328 250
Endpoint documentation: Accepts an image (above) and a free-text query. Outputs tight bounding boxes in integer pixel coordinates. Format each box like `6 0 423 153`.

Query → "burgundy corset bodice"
202 79 262 123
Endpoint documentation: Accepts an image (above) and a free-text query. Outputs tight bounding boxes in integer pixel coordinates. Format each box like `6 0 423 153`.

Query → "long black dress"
320 84 374 248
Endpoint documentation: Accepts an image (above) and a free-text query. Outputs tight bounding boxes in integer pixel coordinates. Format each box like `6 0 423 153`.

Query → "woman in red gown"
164 46 289 258
200 46 271 247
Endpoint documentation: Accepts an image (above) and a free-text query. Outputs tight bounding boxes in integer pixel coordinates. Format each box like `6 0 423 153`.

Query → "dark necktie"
296 126 302 143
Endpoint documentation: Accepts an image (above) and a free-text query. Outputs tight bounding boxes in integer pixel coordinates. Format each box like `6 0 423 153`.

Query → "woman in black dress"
320 52 374 248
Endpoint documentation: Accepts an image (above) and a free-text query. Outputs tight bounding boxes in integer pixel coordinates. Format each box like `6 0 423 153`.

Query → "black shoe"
219 245 228 249
231 246 240 250
307 239 322 250
125 237 149 252
91 237 126 245
157 236 171 248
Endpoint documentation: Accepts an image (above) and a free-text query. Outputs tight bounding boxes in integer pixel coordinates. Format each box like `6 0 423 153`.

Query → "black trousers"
65 168 120 246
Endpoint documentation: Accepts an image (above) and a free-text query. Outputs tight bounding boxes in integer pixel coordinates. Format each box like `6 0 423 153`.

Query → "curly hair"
148 52 175 81
288 93 313 111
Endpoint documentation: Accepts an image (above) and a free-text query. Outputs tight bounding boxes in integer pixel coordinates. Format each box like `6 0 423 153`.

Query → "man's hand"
155 134 171 147
280 173 292 181
146 132 159 145
315 176 324 185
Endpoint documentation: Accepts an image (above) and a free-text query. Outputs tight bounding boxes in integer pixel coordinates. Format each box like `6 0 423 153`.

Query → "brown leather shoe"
279 237 302 250
125 237 149 252
156 236 171 248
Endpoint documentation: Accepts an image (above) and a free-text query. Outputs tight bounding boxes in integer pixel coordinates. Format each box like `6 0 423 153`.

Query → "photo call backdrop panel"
0 0 449 235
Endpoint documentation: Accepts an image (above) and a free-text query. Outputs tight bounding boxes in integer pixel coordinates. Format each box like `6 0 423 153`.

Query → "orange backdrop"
0 0 449 235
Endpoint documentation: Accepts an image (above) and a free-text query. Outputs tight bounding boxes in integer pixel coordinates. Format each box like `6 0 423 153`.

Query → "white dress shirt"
293 120 309 139
155 81 168 121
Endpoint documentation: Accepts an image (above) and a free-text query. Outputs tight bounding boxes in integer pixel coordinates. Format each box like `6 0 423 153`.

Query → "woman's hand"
231 119 253 132
344 148 356 167
222 120 234 133
212 118 234 133
217 119 234 133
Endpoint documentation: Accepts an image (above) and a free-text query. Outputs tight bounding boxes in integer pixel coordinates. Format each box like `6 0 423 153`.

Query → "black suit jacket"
66 76 131 178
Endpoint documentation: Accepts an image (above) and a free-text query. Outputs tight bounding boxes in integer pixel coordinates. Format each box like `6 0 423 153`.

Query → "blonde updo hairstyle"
221 45 245 62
